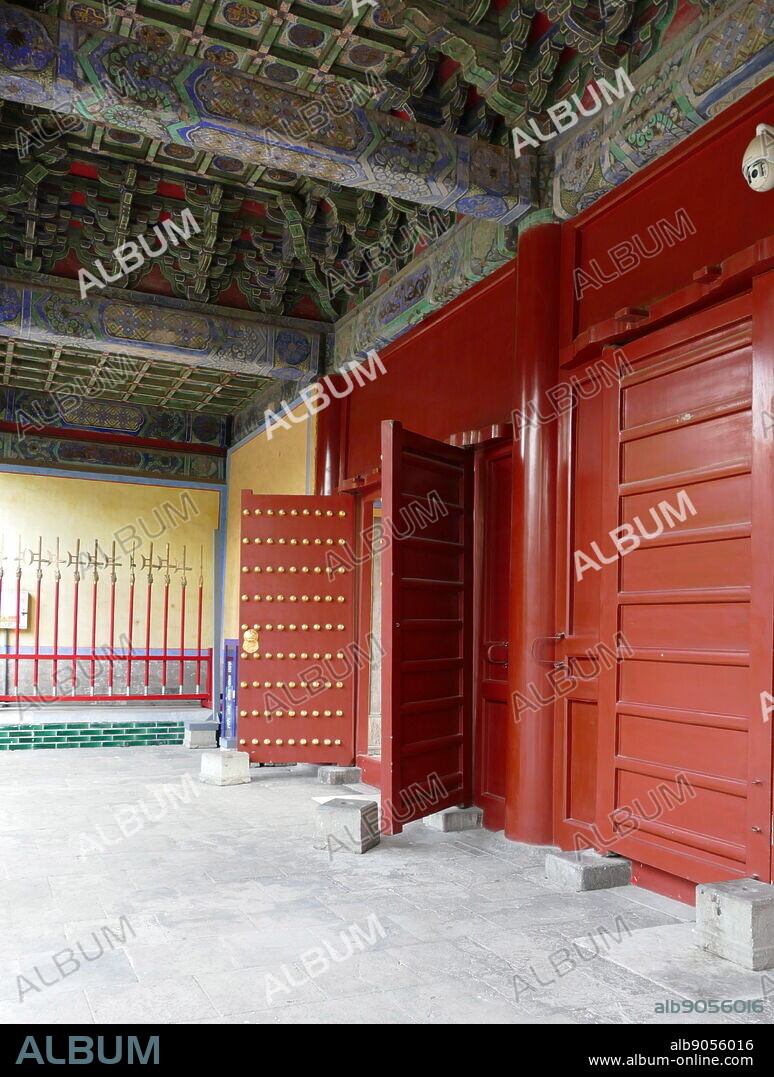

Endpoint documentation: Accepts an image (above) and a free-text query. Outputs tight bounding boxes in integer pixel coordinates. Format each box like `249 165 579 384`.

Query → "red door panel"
380 420 474 833
621 474 751 532
555 289 774 888
597 293 772 885
621 409 750 483
622 346 751 429
474 442 512 830
237 492 356 766
620 602 749 651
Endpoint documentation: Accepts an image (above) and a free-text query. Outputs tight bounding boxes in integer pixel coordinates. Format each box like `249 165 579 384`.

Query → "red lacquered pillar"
504 222 562 845
314 375 346 495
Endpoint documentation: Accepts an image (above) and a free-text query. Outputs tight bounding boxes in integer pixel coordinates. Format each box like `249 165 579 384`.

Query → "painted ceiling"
0 0 739 435
0 336 273 414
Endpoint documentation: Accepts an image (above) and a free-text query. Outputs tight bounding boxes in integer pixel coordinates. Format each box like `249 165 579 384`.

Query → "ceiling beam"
380 0 505 92
0 268 322 378
0 4 534 224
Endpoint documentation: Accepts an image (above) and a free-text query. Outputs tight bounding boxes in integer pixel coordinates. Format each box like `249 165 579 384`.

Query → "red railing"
0 537 212 706
0 650 213 704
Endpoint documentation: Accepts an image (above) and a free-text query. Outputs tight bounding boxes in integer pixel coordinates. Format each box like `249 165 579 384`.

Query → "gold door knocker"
242 628 260 653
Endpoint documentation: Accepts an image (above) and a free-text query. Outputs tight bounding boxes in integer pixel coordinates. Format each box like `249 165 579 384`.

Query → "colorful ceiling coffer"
552 0 773 218
0 4 533 224
2 388 228 447
0 270 321 378
0 431 224 481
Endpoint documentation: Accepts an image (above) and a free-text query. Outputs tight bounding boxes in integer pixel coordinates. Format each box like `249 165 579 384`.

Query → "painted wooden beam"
0 269 322 378
0 4 535 224
379 0 505 93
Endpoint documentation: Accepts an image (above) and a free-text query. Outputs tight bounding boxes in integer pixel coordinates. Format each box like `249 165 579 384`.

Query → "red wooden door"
474 442 512 830
237 491 356 765
556 287 774 888
380 420 474 833
553 353 611 851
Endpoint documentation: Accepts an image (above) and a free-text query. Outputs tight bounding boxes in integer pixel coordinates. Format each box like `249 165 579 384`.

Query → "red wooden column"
314 376 346 495
504 222 562 844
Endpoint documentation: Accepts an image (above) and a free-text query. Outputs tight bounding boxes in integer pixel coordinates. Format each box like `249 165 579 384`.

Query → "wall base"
0 706 214 749
629 859 699 906
0 720 185 749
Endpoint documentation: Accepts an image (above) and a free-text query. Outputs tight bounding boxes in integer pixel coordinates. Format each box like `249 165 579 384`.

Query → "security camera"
742 123 774 192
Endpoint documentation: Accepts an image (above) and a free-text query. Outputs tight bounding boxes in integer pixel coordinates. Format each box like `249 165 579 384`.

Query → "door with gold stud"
237 491 357 764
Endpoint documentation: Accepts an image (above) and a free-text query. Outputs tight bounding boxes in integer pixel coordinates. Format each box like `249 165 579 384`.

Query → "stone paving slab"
123 938 240 983
1 746 771 1025
196 963 327 1015
0 986 94 1025
573 922 772 1017
0 947 138 1005
85 975 217 1024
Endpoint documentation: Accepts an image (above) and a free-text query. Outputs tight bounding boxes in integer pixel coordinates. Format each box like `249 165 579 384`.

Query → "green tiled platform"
0 722 185 750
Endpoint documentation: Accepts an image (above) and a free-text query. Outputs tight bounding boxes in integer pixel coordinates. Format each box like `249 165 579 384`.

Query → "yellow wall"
224 405 314 638
0 471 220 651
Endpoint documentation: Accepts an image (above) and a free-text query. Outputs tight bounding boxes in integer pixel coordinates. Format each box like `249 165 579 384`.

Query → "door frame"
472 436 513 830
353 477 383 788
552 353 611 853
752 270 774 884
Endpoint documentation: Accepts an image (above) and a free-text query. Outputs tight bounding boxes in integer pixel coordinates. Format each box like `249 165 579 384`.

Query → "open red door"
380 420 474 833
237 491 356 766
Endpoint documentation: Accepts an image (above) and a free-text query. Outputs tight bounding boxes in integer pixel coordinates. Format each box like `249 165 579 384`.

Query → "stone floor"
0 746 771 1025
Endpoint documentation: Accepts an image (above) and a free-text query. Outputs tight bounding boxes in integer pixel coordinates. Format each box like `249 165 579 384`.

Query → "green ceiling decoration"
0 5 533 221
0 267 323 376
552 0 774 217
0 427 225 480
0 336 275 415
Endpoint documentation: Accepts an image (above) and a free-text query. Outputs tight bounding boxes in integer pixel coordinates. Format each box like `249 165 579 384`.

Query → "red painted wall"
343 263 516 479
562 81 774 344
